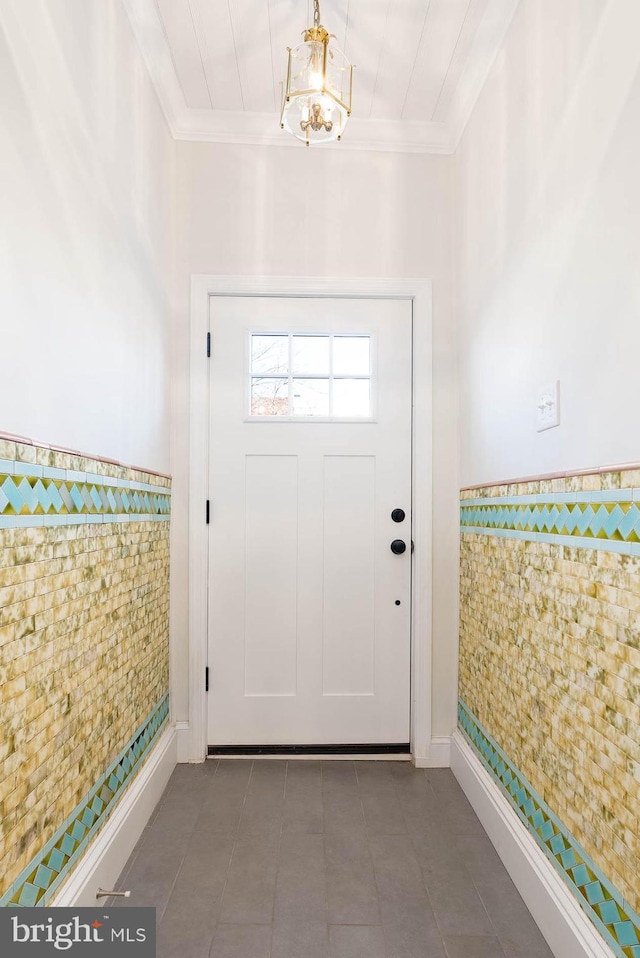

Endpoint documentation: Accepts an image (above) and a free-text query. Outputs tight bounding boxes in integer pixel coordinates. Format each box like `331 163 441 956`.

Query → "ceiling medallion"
280 0 353 146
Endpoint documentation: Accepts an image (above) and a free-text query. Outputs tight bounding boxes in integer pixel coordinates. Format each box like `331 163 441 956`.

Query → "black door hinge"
206 500 210 524
206 332 211 357
205 667 209 692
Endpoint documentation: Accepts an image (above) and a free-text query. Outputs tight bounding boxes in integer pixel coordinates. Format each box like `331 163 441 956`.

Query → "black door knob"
391 508 405 523
390 539 406 555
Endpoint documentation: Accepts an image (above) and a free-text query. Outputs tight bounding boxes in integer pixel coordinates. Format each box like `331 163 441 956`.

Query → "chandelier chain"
314 0 320 28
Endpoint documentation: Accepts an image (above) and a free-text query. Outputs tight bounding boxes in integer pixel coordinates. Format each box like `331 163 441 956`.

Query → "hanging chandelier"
280 0 353 146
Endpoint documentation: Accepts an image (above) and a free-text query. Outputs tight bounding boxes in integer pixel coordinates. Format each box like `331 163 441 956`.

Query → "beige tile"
460 469 640 914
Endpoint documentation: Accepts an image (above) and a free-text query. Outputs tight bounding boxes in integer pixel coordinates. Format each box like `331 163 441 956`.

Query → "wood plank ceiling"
126 0 521 151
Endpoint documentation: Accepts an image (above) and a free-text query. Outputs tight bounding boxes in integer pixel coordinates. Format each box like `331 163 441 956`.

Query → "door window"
249 333 372 419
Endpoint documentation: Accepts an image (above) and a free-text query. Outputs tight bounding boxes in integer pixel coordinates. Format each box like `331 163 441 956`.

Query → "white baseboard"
175 721 192 763
450 731 614 958
413 735 451 768
52 726 177 906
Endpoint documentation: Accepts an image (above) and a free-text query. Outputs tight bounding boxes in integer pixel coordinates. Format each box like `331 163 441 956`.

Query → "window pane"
251 378 289 416
252 335 289 374
333 337 370 376
333 379 370 417
292 378 330 416
292 335 330 374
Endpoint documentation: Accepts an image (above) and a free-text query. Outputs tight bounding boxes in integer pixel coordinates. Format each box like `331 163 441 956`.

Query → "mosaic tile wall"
459 467 640 958
0 435 170 904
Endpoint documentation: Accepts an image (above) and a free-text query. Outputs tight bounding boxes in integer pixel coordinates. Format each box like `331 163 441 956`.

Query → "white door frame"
187 275 433 764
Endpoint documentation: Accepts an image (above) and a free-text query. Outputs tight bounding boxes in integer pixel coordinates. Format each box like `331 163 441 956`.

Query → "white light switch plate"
536 381 560 431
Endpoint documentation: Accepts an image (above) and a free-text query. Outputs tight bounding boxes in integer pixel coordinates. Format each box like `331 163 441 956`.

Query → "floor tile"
147 790 172 828
218 834 279 924
282 761 324 834
157 909 216 958
238 796 282 835
237 760 286 835
355 762 407 836
208 760 254 787
244 759 287 803
370 835 446 957
147 798 201 845
392 767 442 832
168 762 216 786
458 830 511 886
209 924 272 958
325 830 380 925
423 865 494 937
322 762 361 802
426 769 484 837
159 888 218 949
329 924 386 958
274 833 327 922
322 762 366 834
383 921 447 958
353 761 395 784
198 761 253 833
388 762 426 784
409 820 466 877
112 830 147 893
443 935 506 958
474 873 554 956
271 921 330 958
160 769 210 819
498 936 555 958
161 832 235 924
323 796 367 835
369 834 435 924
114 833 187 916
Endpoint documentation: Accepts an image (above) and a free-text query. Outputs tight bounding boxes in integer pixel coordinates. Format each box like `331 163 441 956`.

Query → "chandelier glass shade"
280 1 353 145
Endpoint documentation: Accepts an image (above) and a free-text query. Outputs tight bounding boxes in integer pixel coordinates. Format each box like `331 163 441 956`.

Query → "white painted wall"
0 0 173 472
172 143 459 743
456 0 640 487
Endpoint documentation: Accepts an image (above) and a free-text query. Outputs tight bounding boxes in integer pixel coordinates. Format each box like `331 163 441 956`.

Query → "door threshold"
211 753 412 762
208 743 410 758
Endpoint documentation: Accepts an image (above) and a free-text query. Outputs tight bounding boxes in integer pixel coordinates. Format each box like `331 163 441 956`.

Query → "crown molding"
123 0 521 155
173 109 453 154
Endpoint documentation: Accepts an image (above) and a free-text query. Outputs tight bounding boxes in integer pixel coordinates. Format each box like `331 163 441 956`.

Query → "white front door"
207 296 412 747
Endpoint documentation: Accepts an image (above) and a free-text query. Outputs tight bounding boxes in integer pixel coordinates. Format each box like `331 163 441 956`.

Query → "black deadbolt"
390 539 406 555
391 508 405 523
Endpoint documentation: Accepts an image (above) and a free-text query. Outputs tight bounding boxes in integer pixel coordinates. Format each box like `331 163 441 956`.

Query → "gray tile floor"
113 760 554 958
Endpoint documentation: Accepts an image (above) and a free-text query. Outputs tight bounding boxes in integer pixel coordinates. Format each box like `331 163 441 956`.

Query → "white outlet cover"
536 380 560 432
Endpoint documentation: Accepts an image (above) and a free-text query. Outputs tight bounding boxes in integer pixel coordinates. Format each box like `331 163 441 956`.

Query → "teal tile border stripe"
460 492 640 555
0 463 170 528
458 700 640 958
1 694 170 907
